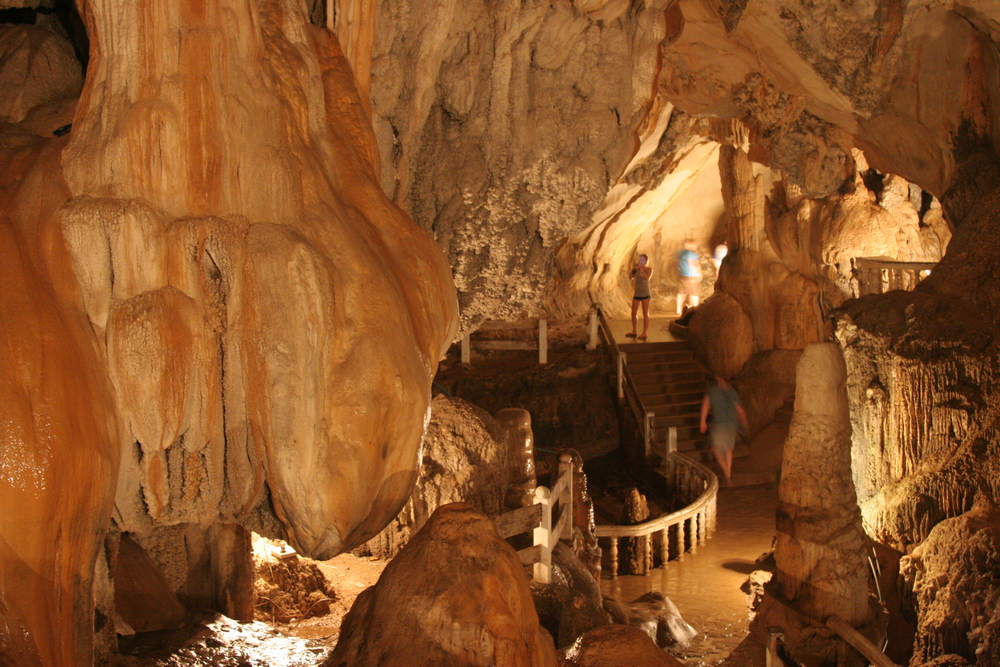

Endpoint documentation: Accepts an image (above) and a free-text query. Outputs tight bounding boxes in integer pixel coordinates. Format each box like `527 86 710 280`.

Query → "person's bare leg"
629 298 639 336
676 294 684 316
723 448 733 481
690 295 700 308
639 298 650 338
712 447 729 483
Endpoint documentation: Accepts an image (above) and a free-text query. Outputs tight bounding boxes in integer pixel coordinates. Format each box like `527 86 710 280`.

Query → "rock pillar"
768 343 875 663
718 143 764 252
497 408 537 510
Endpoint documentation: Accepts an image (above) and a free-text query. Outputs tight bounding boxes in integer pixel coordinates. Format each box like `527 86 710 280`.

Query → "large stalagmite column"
2 0 459 664
60 0 458 558
769 343 875 662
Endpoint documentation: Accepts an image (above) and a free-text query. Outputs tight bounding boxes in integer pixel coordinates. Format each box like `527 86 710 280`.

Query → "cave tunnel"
0 0 998 666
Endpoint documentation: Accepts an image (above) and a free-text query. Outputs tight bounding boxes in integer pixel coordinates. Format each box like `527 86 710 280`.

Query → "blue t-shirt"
707 385 741 425
678 249 700 277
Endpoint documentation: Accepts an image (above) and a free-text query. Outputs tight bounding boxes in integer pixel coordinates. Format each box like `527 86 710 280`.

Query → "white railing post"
668 426 677 453
608 537 619 577
461 333 471 365
532 486 552 584
538 318 548 365
587 308 598 350
617 352 625 402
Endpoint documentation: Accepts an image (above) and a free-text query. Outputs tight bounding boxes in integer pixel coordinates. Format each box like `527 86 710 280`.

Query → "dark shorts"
633 295 650 301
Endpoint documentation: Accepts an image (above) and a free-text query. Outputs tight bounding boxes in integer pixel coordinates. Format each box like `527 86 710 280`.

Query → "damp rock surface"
327 503 558 667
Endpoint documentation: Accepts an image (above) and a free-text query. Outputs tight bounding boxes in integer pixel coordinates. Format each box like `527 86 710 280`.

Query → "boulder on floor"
602 592 697 648
559 624 685 666
327 503 558 667
113 534 187 633
531 542 610 648
626 592 697 648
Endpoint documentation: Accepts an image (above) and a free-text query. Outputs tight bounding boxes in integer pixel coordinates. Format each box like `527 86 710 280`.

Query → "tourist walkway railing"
493 453 573 584
459 313 600 365
594 452 718 576
853 257 936 297
592 303 719 576
594 304 656 456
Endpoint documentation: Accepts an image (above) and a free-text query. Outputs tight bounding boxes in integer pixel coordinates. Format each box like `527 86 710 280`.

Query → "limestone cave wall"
2 0 1000 664
368 0 671 328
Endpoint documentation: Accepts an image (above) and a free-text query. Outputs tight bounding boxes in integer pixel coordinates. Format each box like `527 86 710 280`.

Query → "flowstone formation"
835 172 1000 664
0 1 457 663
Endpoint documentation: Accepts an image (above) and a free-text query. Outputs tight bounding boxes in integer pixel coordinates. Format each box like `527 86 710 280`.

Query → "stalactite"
718 143 764 251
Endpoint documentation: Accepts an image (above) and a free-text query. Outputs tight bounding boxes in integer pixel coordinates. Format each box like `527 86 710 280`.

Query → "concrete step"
628 359 708 377
676 443 751 462
635 379 708 396
619 341 689 354
653 413 701 428
642 399 702 416
620 350 695 364
634 370 708 388
653 424 702 441
643 391 705 407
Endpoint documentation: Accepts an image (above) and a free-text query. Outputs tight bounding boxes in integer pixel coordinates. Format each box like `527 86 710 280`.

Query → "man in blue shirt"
700 375 749 485
676 239 702 315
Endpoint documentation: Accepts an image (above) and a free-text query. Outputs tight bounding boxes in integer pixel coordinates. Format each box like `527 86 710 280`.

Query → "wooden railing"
460 314 599 365
594 304 656 455
493 453 573 584
594 453 718 576
592 303 719 576
853 257 936 297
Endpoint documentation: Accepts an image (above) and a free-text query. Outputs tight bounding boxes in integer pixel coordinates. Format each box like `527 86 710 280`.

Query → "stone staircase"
619 340 749 464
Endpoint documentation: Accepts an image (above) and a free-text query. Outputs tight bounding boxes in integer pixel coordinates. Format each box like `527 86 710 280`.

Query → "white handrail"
495 452 573 584
594 453 718 576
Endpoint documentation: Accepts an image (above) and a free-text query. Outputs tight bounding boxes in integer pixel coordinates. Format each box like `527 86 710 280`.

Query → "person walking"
626 254 652 340
676 239 702 315
700 375 749 485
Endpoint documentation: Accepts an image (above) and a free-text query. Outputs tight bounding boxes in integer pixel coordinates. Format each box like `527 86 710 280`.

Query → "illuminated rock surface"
0 1 457 663
0 0 1000 663
766 343 875 665
328 503 558 667
359 395 510 560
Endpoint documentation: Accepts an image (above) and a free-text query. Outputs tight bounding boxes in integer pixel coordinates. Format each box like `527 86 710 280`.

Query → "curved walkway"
601 484 779 666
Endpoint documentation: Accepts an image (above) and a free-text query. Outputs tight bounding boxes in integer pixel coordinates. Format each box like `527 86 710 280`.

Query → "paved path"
607 316 683 344
601 484 779 666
